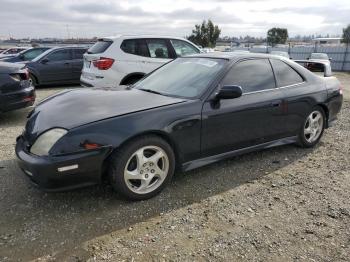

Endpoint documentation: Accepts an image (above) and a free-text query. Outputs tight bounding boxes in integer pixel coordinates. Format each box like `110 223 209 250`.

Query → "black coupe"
0 62 35 113
16 53 343 200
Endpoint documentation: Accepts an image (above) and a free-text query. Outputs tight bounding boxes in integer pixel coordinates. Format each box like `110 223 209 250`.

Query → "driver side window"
46 49 71 62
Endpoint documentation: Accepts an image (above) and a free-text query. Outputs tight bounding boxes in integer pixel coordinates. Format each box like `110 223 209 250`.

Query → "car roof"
101 34 193 41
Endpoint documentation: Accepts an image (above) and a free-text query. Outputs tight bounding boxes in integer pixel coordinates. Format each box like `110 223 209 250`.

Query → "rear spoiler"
294 60 332 77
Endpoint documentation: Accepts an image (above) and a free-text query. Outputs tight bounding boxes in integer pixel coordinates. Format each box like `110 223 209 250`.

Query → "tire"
108 135 175 200
29 74 37 87
121 75 143 86
298 106 326 148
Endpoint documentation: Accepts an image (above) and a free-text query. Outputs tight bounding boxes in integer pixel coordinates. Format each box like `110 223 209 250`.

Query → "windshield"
133 58 226 99
310 53 329 60
22 48 49 61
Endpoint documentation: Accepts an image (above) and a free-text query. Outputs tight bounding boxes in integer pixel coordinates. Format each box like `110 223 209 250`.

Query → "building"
312 37 343 45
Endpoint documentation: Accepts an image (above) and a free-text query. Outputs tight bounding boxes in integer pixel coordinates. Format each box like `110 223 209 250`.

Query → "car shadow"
0 142 316 261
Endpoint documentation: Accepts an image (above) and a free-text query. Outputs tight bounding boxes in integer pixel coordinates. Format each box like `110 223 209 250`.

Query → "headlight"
30 128 67 156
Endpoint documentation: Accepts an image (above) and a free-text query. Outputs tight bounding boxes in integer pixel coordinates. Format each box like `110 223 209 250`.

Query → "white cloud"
0 0 349 38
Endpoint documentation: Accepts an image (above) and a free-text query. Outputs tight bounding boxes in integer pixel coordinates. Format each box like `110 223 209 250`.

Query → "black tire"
298 106 326 148
108 135 175 200
29 74 37 87
121 75 143 86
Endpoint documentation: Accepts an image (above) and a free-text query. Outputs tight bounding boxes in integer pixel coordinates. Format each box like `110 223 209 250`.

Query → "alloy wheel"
124 145 169 194
304 111 324 143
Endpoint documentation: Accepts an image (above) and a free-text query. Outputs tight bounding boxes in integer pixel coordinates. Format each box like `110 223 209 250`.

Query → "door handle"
64 62 70 65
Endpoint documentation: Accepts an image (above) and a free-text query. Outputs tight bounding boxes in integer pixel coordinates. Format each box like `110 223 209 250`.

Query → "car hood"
25 87 187 139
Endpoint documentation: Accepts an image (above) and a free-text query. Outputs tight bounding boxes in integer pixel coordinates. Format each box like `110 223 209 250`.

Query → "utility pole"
66 24 70 39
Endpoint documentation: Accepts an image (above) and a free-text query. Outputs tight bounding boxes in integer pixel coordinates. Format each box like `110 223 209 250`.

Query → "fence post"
342 43 349 71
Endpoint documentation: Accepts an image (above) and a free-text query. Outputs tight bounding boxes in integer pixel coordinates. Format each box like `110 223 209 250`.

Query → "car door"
139 39 174 73
37 49 73 83
269 58 310 136
119 39 147 75
201 58 288 157
71 48 87 81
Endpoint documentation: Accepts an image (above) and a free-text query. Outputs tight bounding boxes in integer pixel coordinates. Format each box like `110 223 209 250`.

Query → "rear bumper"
80 71 123 88
0 86 35 113
16 136 112 192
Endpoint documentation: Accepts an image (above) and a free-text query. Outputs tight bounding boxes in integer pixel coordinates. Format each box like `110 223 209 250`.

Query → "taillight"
93 57 114 70
11 68 30 81
23 68 29 80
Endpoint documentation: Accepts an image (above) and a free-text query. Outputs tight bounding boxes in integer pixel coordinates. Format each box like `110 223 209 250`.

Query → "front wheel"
298 106 326 148
29 74 37 87
108 136 175 200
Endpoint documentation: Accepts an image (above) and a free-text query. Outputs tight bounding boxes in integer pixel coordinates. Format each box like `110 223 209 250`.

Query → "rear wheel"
298 106 326 148
121 75 143 86
108 136 175 200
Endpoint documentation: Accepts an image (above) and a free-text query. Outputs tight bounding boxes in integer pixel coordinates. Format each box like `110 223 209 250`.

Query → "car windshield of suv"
22 48 48 61
133 58 226 99
311 53 329 60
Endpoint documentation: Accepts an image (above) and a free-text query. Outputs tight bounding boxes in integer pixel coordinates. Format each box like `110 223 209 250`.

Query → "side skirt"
181 136 298 172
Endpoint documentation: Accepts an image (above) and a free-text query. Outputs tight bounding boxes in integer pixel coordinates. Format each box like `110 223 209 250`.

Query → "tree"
267 28 288 46
187 20 221 48
342 24 350 44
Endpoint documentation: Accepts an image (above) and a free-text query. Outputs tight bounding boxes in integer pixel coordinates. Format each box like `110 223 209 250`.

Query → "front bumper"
0 86 35 113
16 136 112 192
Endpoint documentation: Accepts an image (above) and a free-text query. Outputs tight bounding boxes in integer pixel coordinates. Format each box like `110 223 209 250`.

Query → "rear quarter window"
88 40 112 54
270 59 304 87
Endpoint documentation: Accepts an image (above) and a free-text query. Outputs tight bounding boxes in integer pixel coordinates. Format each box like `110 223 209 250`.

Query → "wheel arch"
119 72 145 85
316 103 329 126
101 130 182 181
29 70 39 85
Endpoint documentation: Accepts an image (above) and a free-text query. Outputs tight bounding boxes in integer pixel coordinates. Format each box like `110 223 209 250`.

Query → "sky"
0 0 349 39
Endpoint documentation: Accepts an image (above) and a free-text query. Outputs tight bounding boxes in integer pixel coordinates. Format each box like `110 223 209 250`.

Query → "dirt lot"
0 74 350 261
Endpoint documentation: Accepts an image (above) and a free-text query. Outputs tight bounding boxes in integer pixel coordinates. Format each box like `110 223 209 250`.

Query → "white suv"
80 35 201 87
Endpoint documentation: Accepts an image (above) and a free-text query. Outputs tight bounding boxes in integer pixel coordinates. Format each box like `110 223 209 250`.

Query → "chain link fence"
231 45 350 71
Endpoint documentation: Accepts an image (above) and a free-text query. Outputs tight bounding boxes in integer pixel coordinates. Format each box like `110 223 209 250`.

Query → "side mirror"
41 58 49 64
307 57 310 60
329 58 332 61
19 54 24 60
216 85 242 100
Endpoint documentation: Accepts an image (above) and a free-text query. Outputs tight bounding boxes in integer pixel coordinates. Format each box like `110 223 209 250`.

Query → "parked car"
308 53 331 62
0 62 35 113
80 35 201 87
232 50 250 53
0 47 51 63
270 51 290 59
24 46 87 87
0 47 29 58
16 53 343 200
306 53 332 72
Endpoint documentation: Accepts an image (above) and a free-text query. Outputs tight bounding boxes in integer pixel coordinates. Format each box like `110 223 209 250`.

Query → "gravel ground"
0 74 349 261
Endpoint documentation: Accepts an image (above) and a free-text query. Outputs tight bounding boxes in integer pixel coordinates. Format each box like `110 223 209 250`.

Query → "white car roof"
101 35 192 41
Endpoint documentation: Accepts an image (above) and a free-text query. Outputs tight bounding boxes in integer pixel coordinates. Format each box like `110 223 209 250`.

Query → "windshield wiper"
138 88 164 95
